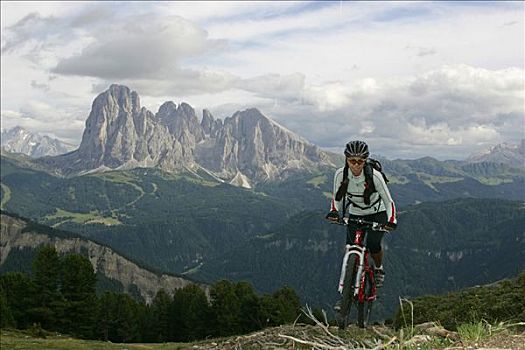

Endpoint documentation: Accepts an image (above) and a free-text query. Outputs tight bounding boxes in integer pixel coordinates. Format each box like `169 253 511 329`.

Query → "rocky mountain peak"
104 84 141 112
155 101 204 143
157 101 178 120
467 139 525 167
200 107 329 182
40 84 336 183
75 85 144 169
1 126 73 158
9 126 27 135
201 109 214 135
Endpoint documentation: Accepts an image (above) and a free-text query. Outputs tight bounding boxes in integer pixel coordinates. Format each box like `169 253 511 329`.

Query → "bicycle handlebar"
329 217 389 232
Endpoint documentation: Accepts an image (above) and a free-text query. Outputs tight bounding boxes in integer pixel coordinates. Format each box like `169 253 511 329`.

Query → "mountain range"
1 84 524 321
3 84 520 187
1 126 74 158
466 139 525 166
37 85 337 187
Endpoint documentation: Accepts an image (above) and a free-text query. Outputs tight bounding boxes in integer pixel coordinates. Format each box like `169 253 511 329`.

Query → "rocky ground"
184 322 525 350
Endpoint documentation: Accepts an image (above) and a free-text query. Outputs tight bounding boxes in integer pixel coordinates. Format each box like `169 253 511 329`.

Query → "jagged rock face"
77 85 143 168
199 108 327 181
76 85 204 171
1 126 73 157
201 109 214 135
0 214 203 303
156 101 204 166
42 85 204 173
40 84 336 182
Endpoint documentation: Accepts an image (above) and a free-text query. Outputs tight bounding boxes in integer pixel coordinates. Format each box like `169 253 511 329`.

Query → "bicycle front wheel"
337 256 358 329
357 271 375 328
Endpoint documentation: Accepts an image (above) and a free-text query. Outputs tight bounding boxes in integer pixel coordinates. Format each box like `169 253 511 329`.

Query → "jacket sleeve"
372 170 397 226
330 168 344 213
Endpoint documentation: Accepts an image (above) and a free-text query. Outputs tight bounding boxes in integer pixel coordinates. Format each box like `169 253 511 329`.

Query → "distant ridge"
467 139 525 167
1 126 74 157
39 85 338 185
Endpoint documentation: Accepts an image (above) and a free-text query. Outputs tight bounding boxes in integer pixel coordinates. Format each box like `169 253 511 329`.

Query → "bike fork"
338 244 365 294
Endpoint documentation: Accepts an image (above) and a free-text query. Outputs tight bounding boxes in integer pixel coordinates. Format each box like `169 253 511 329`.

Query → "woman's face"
346 157 366 176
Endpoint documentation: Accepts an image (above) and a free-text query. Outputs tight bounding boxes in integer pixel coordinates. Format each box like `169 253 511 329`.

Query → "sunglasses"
347 158 366 165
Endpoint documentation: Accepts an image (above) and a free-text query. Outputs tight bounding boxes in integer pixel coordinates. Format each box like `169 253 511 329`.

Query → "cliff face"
198 108 327 180
40 85 337 185
0 213 203 303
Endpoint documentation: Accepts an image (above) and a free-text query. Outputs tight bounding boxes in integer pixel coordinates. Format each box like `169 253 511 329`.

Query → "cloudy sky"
1 1 524 160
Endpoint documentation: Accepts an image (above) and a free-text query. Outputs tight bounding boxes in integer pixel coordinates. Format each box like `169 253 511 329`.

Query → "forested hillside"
1 246 303 343
1 150 524 323
0 211 200 303
191 199 525 320
1 153 524 277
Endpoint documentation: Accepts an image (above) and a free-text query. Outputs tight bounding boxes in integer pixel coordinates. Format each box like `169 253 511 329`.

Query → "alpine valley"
1 85 524 320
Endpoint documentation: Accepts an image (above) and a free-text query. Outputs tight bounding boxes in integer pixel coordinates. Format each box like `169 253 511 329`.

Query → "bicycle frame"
338 228 377 303
330 216 387 328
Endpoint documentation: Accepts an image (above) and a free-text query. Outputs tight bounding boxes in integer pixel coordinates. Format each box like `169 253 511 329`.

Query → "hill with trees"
190 198 525 320
1 246 303 343
1 152 524 277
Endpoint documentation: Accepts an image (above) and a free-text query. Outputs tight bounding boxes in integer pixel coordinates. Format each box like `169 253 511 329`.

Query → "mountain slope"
1 154 299 272
1 151 524 275
1 126 74 157
467 139 525 166
0 211 203 303
189 198 525 320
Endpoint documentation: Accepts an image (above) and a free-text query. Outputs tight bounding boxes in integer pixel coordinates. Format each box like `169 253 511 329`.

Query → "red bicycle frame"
337 227 377 303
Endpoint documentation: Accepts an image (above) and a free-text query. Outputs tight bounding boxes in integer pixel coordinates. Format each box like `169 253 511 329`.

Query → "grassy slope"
0 329 186 350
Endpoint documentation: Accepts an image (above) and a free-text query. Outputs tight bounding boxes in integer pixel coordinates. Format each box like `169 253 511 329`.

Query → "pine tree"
151 289 171 342
0 272 36 328
61 254 97 338
271 286 301 324
95 292 140 343
114 293 140 343
30 246 64 331
234 281 262 332
171 284 211 341
209 280 242 337
95 292 116 341
260 286 301 326
0 285 15 328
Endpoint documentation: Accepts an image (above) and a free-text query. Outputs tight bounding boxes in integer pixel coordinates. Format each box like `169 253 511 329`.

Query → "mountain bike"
331 217 388 329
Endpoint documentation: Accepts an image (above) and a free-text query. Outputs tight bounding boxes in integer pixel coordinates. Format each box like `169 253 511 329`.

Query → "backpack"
362 158 389 205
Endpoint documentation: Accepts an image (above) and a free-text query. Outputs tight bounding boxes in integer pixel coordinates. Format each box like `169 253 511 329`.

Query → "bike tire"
337 256 358 329
357 272 374 328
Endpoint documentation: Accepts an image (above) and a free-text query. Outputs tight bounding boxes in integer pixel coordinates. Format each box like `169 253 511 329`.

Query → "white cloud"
52 16 226 80
1 1 523 159
256 64 524 159
1 102 83 145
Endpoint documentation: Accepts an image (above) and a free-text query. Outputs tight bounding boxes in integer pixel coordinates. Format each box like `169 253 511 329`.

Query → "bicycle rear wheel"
337 256 358 329
357 271 374 328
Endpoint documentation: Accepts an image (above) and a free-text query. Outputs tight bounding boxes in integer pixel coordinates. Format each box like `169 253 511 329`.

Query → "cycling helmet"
344 140 369 158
